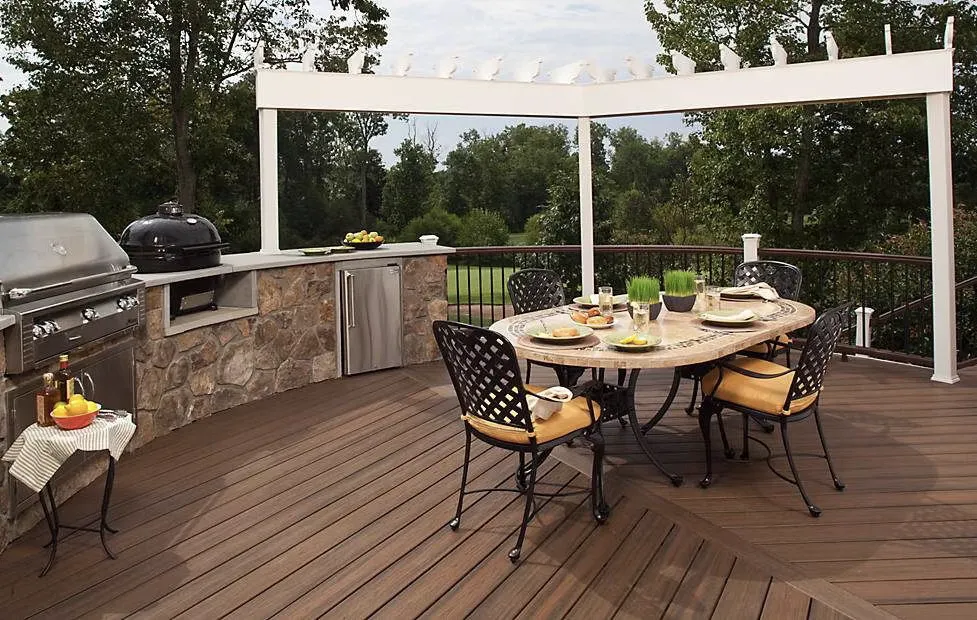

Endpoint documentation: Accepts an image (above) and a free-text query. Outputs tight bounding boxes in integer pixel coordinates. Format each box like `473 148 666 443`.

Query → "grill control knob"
82 307 99 322
32 324 45 339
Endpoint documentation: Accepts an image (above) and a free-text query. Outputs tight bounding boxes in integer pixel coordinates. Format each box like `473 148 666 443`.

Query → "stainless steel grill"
0 214 145 374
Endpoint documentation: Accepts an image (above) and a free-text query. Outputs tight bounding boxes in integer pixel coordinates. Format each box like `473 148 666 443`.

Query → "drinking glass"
694 276 707 309
705 286 722 311
632 302 651 333
598 286 614 317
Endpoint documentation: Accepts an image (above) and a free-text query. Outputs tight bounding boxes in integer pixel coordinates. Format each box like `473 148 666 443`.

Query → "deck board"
0 357 972 619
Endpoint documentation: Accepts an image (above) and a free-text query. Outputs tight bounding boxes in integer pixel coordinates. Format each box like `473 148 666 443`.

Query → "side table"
2 412 136 576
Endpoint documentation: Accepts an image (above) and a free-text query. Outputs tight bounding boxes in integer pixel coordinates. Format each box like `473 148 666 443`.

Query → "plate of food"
569 309 615 329
699 309 758 326
604 333 661 352
298 247 331 256
525 325 593 342
572 293 629 308
329 245 355 254
343 230 384 249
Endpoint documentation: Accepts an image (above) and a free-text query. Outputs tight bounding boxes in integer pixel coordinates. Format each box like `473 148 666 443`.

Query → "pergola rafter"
255 45 958 383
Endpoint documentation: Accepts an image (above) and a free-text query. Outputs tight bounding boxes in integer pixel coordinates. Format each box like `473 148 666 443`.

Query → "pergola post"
926 92 959 384
258 107 280 254
578 117 595 296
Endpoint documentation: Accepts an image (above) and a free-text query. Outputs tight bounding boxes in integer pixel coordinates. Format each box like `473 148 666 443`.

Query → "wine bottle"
35 373 59 427
55 354 74 403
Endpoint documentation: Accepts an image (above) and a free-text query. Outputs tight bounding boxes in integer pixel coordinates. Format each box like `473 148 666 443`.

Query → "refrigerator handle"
344 271 356 328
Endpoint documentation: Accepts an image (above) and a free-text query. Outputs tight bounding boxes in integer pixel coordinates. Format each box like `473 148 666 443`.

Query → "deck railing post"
578 117 595 297
742 234 761 263
854 306 875 348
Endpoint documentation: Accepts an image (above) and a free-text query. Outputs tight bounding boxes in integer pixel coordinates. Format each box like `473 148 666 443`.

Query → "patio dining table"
489 297 816 485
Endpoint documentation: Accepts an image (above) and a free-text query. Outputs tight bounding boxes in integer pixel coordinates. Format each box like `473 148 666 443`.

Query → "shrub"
458 208 509 247
400 207 463 247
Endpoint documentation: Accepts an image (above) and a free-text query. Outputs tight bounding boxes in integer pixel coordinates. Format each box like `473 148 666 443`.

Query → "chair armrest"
720 362 794 380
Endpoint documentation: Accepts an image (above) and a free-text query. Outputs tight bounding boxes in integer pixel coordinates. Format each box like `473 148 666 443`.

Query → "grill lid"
0 213 134 304
120 201 224 250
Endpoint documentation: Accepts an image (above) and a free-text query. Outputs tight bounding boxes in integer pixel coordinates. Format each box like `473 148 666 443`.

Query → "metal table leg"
597 370 683 487
35 455 118 577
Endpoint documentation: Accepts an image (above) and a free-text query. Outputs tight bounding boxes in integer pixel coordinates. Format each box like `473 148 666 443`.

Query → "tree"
645 0 977 249
381 138 438 230
459 208 509 247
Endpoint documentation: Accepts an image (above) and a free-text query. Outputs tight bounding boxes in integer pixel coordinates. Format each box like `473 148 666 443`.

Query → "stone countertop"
134 243 454 287
0 315 13 331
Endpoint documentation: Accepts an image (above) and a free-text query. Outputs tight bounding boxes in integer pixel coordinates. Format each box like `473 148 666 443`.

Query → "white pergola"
255 43 958 383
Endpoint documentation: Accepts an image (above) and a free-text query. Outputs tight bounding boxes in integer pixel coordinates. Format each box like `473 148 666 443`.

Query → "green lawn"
447 265 510 305
508 232 529 245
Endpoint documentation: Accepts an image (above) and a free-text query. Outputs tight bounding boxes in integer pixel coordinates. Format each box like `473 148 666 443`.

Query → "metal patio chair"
433 320 610 562
696 305 848 517
506 268 587 387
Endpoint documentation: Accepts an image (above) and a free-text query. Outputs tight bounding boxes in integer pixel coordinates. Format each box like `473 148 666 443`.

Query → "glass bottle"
55 354 74 402
35 373 59 427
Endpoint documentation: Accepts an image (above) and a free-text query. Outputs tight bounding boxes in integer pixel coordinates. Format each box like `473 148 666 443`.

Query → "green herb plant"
663 270 697 296
626 275 660 303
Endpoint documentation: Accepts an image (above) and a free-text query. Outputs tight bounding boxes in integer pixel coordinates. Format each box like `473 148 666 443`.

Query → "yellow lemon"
69 393 85 403
620 334 636 345
66 400 89 416
51 405 68 418
633 337 648 346
54 401 67 409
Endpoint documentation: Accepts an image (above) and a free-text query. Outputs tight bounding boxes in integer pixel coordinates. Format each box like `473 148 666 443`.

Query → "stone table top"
489 299 816 369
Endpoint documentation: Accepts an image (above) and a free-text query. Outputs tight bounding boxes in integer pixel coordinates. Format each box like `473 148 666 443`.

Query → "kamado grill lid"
119 201 228 273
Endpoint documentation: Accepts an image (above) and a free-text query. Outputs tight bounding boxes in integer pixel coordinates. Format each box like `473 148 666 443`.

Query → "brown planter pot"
627 302 663 320
662 294 696 313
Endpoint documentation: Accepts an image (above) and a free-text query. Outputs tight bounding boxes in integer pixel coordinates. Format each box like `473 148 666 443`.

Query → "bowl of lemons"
51 394 101 430
342 230 384 249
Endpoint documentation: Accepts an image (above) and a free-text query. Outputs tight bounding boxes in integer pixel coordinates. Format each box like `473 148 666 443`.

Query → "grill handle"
7 266 137 300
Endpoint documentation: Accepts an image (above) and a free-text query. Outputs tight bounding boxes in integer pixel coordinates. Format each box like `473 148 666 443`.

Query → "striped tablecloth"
2 414 136 493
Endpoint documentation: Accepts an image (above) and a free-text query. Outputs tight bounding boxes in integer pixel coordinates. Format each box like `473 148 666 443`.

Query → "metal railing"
446 244 974 367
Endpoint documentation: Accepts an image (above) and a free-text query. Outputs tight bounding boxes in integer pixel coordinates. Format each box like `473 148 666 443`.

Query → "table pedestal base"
37 455 118 577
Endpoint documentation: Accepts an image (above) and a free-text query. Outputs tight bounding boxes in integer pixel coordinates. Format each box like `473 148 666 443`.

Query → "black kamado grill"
120 201 229 318
119 201 227 273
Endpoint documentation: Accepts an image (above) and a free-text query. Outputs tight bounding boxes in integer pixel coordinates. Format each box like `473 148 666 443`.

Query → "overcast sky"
0 1 687 164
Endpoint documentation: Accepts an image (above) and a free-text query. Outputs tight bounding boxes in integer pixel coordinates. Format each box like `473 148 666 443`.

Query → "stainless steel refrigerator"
340 265 403 375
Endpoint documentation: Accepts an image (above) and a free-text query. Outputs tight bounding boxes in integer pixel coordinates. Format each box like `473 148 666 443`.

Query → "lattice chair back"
507 268 566 314
433 320 534 434
787 305 848 404
734 261 803 300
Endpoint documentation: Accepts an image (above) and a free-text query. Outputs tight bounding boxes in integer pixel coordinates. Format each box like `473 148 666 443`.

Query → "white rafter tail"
513 58 543 82
547 61 585 84
825 31 840 61
945 16 955 50
254 41 268 70
347 48 366 74
435 55 461 79
302 47 317 72
719 43 742 71
769 35 788 66
392 52 413 77
884 24 893 55
586 61 616 83
623 55 652 80
474 56 503 80
669 51 696 76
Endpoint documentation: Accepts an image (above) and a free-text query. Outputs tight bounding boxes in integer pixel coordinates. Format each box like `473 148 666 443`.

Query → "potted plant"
626 276 662 320
662 270 698 312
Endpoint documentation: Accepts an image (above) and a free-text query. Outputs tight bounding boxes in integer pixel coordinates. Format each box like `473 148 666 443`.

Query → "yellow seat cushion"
743 333 791 356
465 384 601 445
701 358 818 416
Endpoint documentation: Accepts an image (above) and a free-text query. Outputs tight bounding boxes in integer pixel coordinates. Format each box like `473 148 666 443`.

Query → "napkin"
526 386 573 421
721 282 780 301
703 309 755 321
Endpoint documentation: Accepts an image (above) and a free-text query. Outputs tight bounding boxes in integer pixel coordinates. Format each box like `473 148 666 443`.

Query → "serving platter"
699 309 758 326
526 325 594 342
603 334 661 352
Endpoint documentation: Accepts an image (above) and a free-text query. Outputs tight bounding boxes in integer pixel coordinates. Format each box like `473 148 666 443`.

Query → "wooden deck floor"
0 356 973 619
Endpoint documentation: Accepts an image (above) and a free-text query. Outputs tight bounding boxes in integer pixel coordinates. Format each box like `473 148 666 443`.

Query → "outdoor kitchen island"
129 243 453 450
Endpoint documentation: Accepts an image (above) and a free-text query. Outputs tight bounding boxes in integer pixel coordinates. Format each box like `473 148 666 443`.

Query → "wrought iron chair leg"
510 448 538 563
780 420 821 517
740 413 751 460
715 411 734 459
685 376 699 415
449 429 472 531
814 405 845 491
515 452 528 491
758 418 775 433
618 368 629 427
785 346 792 368
698 402 716 488
589 432 610 523
525 361 533 385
